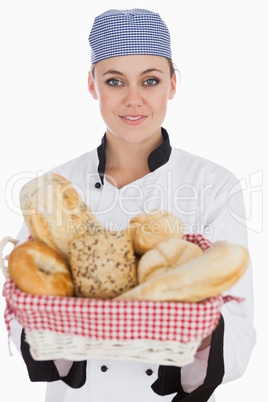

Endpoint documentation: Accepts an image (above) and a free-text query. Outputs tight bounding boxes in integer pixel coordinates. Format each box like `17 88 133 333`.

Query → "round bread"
129 210 184 255
69 230 137 299
20 173 105 258
8 240 74 296
117 243 249 302
138 238 203 283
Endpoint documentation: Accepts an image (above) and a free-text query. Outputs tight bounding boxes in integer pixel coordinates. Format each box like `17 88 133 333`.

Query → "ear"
88 72 98 100
168 73 177 100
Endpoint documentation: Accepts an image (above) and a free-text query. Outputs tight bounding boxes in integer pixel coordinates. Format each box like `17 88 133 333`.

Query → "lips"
119 115 148 125
123 116 144 121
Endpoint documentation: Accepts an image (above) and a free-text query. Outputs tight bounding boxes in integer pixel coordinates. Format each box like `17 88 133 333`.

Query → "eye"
107 78 123 87
143 78 159 86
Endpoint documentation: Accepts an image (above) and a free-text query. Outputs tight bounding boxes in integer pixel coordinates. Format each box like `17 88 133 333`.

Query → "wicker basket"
1 234 224 367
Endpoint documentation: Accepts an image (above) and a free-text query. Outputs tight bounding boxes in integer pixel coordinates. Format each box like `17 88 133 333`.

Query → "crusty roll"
116 243 249 302
129 210 184 255
69 230 137 299
138 238 203 283
8 240 74 296
20 173 105 258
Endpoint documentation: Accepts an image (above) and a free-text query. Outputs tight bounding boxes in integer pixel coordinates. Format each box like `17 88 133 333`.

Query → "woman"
11 9 256 402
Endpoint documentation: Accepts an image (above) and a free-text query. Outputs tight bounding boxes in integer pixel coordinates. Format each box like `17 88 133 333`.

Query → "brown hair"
167 59 176 78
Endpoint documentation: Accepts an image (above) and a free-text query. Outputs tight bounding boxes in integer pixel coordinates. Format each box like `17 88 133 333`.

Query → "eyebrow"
102 68 164 77
102 70 124 76
141 68 164 75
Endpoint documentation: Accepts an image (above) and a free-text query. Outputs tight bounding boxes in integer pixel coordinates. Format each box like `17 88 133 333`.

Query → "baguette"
20 173 105 258
116 243 249 302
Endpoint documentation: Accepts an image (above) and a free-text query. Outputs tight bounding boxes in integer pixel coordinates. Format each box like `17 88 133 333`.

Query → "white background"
0 0 267 400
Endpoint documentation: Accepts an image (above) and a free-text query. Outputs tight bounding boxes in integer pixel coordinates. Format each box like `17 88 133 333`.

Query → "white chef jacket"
11 128 256 402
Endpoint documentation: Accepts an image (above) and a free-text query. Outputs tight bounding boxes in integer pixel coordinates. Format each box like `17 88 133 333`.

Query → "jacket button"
101 365 108 372
95 182 101 189
145 369 153 376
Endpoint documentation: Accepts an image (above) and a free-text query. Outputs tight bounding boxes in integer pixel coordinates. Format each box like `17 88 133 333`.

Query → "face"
88 55 176 144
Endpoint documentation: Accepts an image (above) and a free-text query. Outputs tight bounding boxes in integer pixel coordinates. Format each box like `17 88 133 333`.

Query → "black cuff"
152 314 225 401
60 361 87 389
21 329 60 382
20 329 87 388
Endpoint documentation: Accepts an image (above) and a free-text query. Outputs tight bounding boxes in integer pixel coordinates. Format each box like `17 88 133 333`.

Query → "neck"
104 129 163 188
105 129 164 170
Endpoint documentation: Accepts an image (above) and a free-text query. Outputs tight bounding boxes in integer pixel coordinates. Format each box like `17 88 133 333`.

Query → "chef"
10 9 256 402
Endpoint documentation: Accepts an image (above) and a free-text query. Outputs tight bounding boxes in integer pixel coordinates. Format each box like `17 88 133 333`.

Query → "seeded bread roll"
69 230 137 299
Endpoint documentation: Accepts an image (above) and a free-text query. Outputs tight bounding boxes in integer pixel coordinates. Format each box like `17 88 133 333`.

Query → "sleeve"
10 323 88 388
152 315 225 402
206 176 256 384
152 174 256 400
10 223 88 389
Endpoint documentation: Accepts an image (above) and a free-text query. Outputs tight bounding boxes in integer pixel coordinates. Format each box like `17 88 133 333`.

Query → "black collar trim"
96 127 171 185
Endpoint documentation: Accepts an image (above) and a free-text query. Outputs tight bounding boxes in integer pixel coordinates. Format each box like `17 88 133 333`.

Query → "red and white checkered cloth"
3 279 224 343
1 234 237 344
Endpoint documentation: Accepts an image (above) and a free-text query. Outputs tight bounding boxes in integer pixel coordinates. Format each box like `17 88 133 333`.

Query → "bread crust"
129 210 184 255
8 240 74 296
69 230 137 299
20 173 105 257
117 244 249 302
138 238 203 283
19 175 247 302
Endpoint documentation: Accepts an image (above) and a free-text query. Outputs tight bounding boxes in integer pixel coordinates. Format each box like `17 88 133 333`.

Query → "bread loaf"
20 173 137 299
117 243 249 302
69 230 137 299
20 173 105 258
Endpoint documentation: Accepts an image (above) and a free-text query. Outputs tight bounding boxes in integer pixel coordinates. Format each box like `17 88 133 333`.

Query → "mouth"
119 115 148 125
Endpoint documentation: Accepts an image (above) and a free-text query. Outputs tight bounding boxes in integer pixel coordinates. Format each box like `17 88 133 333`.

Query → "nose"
124 86 143 107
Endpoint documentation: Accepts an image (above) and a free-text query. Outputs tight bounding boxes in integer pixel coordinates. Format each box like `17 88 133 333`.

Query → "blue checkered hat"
89 9 172 64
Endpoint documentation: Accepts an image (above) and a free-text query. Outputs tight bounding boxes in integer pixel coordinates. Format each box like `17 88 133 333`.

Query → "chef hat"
88 9 172 64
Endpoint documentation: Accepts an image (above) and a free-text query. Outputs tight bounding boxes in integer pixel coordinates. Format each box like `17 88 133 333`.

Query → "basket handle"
0 237 18 279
